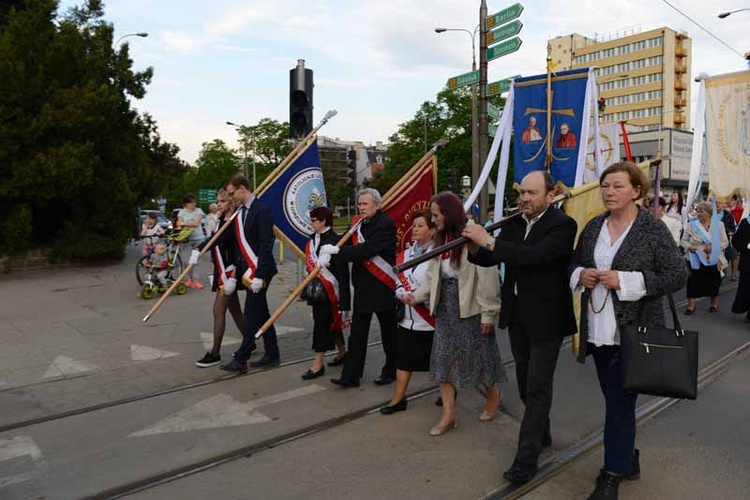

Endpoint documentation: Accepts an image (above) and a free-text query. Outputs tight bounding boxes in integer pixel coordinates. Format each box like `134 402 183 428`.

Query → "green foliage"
2 204 32 255
0 0 186 261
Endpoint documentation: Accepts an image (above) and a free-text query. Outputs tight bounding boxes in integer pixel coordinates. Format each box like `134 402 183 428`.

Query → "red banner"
382 157 438 253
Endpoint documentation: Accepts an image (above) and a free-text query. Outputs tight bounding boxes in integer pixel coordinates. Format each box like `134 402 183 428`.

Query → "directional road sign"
486 20 523 46
487 75 521 96
489 124 498 137
199 188 218 204
488 103 502 120
486 3 524 29
447 70 480 90
486 37 522 62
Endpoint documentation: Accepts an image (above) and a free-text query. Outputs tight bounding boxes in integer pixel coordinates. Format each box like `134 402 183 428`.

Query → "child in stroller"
139 241 187 299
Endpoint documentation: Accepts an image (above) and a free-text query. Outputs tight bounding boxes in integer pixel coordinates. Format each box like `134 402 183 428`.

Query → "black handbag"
619 294 698 400
300 277 328 304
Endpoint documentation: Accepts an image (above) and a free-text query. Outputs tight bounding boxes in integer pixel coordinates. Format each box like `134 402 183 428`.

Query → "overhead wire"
658 0 746 59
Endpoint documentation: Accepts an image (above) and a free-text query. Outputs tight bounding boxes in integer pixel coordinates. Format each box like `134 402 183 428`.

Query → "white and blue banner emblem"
513 68 591 188
259 141 327 253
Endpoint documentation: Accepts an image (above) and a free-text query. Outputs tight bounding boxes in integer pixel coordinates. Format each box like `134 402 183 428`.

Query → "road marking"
274 325 305 336
130 345 180 362
130 385 326 437
200 331 241 350
43 356 97 379
0 436 46 488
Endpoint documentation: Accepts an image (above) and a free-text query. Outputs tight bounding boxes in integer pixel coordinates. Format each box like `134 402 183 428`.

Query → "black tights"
211 290 244 354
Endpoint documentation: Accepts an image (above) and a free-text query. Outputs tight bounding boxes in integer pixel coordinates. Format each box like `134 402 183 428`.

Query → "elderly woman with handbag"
300 206 350 380
570 162 686 500
682 201 728 315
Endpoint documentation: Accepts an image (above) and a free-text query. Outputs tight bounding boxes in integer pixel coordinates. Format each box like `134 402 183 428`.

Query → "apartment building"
549 27 692 131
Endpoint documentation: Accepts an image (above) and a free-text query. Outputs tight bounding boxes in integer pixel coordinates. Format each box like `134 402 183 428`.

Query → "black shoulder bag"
619 294 698 400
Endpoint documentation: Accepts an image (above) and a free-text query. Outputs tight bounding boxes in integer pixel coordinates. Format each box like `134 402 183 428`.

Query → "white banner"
705 70 750 198
583 122 620 183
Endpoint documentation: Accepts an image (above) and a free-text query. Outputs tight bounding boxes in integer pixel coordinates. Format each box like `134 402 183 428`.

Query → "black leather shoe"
330 377 360 388
379 399 407 415
327 354 347 367
588 471 623 500
502 462 538 484
250 355 280 368
709 306 718 313
373 374 395 385
301 367 325 380
220 359 247 374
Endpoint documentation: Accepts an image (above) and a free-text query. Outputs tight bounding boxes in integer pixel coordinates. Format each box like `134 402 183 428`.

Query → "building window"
633 40 646 51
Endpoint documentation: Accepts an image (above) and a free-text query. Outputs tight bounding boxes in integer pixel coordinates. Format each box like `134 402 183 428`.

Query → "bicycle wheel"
136 256 150 286
170 252 184 280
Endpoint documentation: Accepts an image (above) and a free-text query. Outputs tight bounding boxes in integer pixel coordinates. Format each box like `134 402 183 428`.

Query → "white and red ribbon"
306 240 343 331
235 214 259 287
352 224 398 291
396 250 435 328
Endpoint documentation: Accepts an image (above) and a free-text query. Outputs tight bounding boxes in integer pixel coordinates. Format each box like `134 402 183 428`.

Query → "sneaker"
185 278 194 287
195 352 221 368
250 355 280 368
191 280 204 290
220 359 248 374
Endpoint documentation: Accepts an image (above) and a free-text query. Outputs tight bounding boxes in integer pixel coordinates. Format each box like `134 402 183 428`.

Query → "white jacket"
397 244 434 331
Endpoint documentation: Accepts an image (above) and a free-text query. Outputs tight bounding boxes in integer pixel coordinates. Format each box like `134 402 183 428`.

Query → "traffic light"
346 148 357 189
289 59 313 139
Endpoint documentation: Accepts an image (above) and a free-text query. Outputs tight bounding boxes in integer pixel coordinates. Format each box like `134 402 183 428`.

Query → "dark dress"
307 228 351 352
395 244 434 372
731 219 750 314
196 214 236 292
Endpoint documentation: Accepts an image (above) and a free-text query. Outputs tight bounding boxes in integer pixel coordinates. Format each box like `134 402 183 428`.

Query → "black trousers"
342 308 397 381
508 309 562 467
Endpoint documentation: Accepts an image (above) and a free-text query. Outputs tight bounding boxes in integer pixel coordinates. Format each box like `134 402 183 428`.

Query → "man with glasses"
220 174 280 372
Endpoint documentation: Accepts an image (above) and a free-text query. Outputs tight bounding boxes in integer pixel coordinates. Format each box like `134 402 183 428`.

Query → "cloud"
161 30 221 54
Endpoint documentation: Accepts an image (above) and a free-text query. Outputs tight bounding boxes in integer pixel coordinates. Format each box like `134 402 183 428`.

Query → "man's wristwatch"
484 236 495 250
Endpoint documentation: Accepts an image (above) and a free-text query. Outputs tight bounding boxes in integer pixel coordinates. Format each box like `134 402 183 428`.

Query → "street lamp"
115 32 148 47
226 121 253 189
435 25 480 214
718 8 750 18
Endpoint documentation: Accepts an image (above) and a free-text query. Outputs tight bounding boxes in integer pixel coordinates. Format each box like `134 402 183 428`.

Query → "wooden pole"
254 137 449 338
545 42 553 170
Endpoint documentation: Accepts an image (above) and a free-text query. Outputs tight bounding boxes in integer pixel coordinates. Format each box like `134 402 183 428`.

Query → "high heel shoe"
480 391 502 421
429 420 457 436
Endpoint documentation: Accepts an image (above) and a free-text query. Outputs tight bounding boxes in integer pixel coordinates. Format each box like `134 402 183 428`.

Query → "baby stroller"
136 227 194 299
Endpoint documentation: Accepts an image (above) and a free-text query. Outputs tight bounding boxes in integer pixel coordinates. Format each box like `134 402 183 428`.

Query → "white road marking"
130 384 326 437
130 345 180 362
200 331 241 350
274 325 305 336
0 436 46 488
43 356 97 379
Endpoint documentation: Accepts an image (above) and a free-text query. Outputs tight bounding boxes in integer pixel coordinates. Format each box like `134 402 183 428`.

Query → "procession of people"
177 160 747 500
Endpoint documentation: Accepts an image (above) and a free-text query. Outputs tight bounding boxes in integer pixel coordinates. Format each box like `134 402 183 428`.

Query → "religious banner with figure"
512 68 596 188
258 140 327 257
704 70 750 198
584 122 620 183
381 156 438 253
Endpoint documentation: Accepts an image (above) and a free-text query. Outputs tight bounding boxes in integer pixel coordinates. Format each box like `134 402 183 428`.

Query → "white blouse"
570 218 647 346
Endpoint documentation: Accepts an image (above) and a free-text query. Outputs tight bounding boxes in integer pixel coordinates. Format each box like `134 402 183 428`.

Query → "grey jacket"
570 208 687 363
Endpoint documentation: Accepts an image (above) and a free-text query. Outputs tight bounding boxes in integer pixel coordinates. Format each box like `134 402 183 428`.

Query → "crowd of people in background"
134 165 749 500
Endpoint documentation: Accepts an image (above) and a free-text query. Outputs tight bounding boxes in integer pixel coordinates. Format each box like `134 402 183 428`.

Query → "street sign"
198 189 218 204
489 124 498 137
486 37 522 62
486 3 524 29
447 70 480 90
488 103 502 120
486 20 523 46
487 75 521 96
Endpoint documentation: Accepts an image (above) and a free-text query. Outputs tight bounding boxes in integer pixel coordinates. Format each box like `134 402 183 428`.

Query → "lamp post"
435 25 480 216
115 32 148 47
226 121 252 187
718 8 750 18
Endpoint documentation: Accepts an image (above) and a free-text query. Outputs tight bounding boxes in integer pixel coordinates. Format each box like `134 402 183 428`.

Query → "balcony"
673 113 685 125
675 63 687 74
675 46 687 58
675 98 686 108
675 81 687 91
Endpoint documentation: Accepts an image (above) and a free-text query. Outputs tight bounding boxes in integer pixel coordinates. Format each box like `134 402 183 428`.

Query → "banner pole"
254 137 449 338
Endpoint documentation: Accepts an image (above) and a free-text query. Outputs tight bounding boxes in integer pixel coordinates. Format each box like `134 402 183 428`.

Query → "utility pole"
478 0 489 223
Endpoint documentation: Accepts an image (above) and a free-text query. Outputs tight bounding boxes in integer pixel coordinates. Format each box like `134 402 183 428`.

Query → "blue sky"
58 0 748 164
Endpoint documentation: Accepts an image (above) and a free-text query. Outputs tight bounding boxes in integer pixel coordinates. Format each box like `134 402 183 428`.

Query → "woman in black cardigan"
301 206 351 380
570 162 686 500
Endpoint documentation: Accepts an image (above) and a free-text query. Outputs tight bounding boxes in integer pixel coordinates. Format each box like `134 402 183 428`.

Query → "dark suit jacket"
309 228 351 311
733 219 750 273
225 199 277 289
338 210 396 313
470 206 577 340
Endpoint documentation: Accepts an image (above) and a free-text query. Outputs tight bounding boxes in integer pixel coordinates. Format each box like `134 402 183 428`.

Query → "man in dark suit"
319 188 397 387
463 170 577 484
220 174 280 373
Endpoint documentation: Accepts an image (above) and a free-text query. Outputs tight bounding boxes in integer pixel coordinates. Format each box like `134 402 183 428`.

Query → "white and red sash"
235 212 259 287
396 249 436 328
212 244 235 289
352 224 398 291
306 239 343 332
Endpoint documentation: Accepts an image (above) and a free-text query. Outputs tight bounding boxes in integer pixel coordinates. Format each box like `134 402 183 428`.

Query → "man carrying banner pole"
220 173 280 373
320 188 398 388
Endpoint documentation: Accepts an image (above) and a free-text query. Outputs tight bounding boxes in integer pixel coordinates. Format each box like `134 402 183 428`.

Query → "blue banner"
513 68 588 187
258 141 327 253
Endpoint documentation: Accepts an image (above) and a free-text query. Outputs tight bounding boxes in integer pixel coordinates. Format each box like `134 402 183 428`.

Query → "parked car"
135 210 172 239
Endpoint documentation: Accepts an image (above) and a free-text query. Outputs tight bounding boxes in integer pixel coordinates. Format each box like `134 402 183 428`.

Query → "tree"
236 118 294 189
